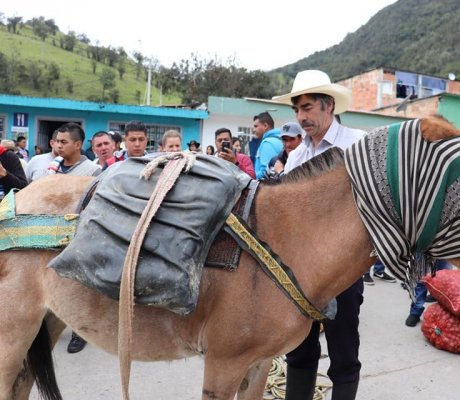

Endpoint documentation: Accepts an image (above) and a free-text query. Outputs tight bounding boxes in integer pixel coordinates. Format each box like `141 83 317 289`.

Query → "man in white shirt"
273 69 366 400
25 131 58 182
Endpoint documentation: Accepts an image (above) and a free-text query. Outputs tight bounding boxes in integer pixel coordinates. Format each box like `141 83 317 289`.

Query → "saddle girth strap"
225 212 335 321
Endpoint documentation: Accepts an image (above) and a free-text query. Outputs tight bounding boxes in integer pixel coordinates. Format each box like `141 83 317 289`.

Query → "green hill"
0 23 180 105
270 0 460 93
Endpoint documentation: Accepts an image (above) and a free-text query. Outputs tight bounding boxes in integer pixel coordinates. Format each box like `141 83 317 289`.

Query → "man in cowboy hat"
187 139 201 153
273 70 366 400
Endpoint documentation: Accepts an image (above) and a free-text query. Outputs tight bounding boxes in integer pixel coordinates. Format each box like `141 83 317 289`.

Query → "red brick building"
337 67 460 120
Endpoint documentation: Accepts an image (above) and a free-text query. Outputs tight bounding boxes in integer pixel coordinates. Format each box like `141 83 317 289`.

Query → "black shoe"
363 273 375 285
425 294 436 303
405 314 420 327
67 332 87 353
374 271 396 283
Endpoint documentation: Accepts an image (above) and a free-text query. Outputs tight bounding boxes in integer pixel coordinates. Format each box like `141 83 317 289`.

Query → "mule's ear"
421 116 460 142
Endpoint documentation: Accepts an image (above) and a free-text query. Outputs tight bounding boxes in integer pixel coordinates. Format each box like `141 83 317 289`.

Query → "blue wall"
0 94 207 153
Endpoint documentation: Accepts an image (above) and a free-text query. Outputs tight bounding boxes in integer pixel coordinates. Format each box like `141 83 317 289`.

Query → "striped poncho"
345 119 460 298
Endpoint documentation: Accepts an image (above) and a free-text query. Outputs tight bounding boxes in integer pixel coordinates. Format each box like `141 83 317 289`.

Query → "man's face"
292 94 334 141
125 131 147 157
55 131 81 161
17 139 26 149
281 135 303 154
92 134 115 162
163 137 182 152
252 119 268 139
215 132 232 152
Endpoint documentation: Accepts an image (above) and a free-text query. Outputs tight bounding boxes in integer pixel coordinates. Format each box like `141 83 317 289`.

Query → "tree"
132 51 144 80
44 18 59 35
77 33 90 44
117 59 126 79
7 16 22 34
105 47 119 67
91 59 98 74
62 31 77 52
99 68 116 99
30 17 51 41
28 62 43 89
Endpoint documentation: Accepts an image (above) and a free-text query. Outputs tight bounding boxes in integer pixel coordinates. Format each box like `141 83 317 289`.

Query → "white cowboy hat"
272 70 352 114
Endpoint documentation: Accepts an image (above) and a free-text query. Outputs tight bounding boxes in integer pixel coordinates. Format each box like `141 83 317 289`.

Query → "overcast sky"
2 0 397 71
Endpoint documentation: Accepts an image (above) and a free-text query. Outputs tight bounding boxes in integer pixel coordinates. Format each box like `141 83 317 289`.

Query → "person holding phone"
214 128 255 179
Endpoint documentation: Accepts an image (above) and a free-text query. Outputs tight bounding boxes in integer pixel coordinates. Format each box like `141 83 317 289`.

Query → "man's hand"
274 160 284 174
0 161 7 178
219 148 237 164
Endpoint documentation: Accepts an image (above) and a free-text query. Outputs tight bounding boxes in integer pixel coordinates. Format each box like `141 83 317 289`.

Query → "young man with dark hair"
105 121 148 167
54 123 100 176
53 122 100 354
16 135 30 162
215 127 255 179
252 112 282 179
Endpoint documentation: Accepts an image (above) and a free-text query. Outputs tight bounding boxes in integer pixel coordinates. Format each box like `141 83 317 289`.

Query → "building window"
0 115 6 139
395 71 447 100
109 122 181 152
381 81 393 95
236 126 254 155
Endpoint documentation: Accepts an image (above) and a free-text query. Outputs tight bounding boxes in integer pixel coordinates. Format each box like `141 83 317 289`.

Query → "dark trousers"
286 278 364 384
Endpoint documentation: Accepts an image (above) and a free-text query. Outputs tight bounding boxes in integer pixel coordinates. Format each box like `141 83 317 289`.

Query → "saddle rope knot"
140 151 196 180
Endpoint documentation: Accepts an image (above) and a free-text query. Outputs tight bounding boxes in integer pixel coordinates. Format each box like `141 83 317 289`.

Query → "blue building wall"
0 94 207 154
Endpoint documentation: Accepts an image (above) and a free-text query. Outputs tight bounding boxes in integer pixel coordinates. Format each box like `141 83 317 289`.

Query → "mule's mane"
275 147 345 185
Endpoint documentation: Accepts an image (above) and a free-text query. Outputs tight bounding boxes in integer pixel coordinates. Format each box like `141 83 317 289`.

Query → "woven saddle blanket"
345 119 460 296
49 153 251 316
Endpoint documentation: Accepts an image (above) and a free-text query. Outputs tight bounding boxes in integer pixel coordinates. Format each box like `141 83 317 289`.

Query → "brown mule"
1 117 460 400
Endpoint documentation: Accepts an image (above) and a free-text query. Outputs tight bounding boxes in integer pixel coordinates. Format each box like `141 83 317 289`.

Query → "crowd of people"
0 68 450 400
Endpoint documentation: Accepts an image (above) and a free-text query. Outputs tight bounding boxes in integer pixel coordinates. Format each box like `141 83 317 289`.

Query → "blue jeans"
373 259 385 275
409 260 451 317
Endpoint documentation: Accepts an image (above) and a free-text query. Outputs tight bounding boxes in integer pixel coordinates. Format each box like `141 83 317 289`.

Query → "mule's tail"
26 320 63 400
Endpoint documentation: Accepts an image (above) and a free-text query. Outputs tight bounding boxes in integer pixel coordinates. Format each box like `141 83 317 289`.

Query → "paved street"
31 274 459 400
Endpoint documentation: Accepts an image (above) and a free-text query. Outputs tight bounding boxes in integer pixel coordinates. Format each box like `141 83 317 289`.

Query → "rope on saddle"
118 152 195 400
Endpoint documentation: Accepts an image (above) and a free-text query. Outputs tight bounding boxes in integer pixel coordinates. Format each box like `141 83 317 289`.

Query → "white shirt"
25 152 55 182
284 119 366 173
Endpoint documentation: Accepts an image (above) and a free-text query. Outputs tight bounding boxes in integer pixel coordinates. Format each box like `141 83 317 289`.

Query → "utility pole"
145 59 152 106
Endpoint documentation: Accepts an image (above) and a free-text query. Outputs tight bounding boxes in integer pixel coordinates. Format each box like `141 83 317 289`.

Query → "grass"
0 25 180 105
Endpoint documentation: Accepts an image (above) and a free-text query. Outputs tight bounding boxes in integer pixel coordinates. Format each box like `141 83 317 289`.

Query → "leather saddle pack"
49 153 251 315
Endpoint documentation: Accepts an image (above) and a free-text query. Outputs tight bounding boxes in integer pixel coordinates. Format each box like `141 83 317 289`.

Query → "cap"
280 122 303 138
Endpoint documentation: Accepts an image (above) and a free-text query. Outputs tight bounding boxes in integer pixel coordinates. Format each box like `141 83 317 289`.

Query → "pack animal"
1 117 459 400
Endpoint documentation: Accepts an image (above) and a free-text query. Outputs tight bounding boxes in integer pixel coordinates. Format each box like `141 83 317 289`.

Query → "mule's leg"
237 358 273 400
202 355 250 400
421 116 460 142
0 256 46 400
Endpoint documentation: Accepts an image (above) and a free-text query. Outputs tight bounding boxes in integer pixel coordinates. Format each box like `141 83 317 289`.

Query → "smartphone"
221 141 231 152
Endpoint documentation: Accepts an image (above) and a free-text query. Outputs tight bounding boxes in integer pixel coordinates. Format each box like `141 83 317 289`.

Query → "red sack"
423 269 460 316
421 303 460 353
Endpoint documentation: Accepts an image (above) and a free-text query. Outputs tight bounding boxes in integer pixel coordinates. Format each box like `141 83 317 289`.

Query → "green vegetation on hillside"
1 0 459 104
272 0 460 91
0 22 179 105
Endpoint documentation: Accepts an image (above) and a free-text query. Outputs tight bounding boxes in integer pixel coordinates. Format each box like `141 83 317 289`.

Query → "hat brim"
272 84 352 114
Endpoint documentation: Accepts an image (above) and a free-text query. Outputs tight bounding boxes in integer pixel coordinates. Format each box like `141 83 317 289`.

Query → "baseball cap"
280 122 303 138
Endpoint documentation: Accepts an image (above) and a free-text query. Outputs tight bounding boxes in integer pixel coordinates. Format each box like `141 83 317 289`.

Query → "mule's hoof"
67 333 87 353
